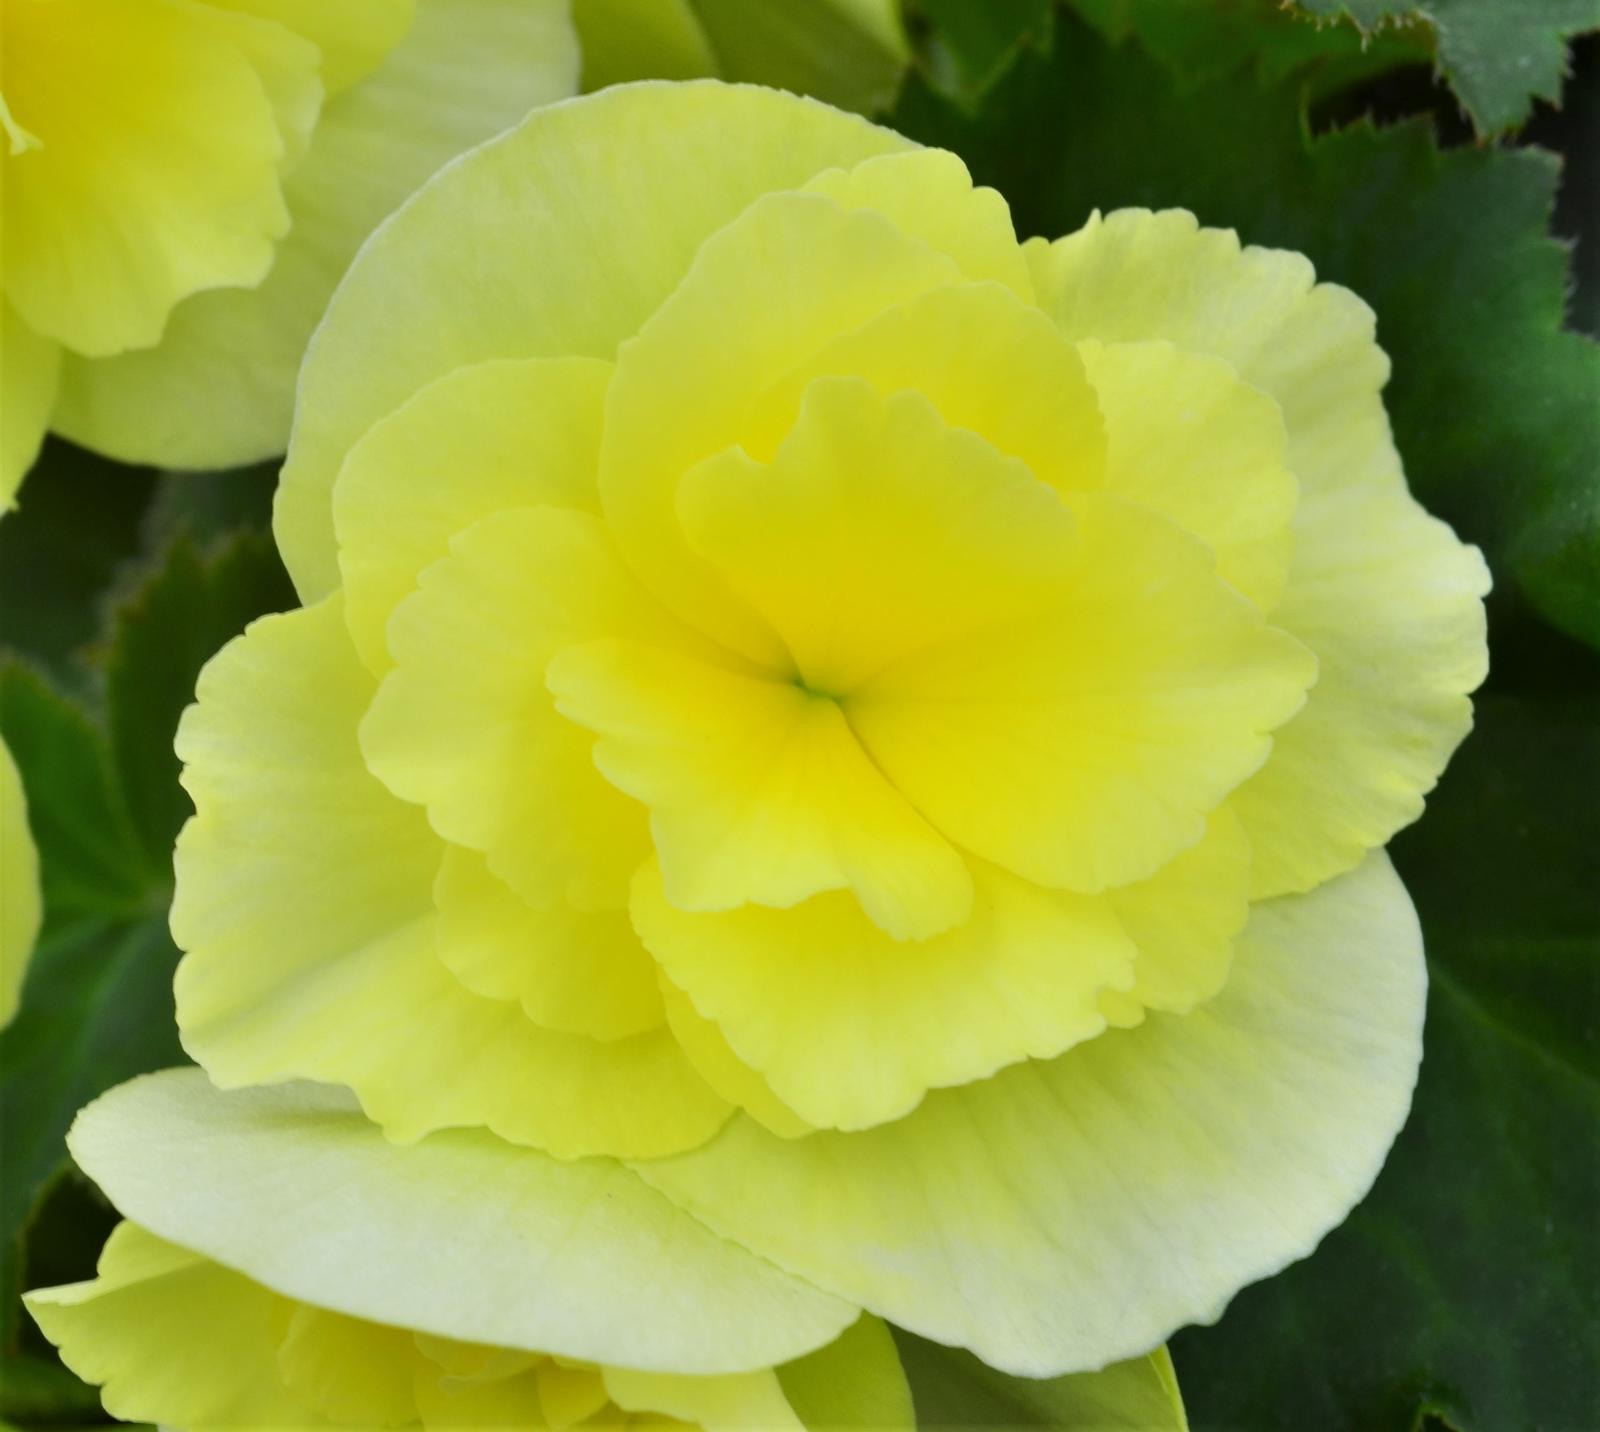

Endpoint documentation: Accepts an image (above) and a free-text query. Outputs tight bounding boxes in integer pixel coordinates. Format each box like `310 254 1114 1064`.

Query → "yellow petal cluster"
169 82 1489 1373
0 0 578 499
30 1220 904 1431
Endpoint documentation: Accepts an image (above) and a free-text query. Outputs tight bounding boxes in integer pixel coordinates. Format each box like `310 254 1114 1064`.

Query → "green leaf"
106 532 293 871
1171 693 1600 1430
1066 0 1433 97
890 14 1600 648
0 531 289 1416
896 1332 1190 1429
0 442 156 696
1296 0 1600 134
910 0 1054 102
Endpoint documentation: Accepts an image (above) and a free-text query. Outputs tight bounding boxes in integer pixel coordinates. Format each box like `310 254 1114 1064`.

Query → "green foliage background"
0 3 1594 1428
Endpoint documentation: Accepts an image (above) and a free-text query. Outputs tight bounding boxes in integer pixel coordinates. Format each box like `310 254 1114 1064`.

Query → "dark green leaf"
910 0 1054 102
1297 0 1600 133
105 531 292 871
1172 694 1600 1430
0 443 155 696
890 14 1600 648
1068 0 1433 97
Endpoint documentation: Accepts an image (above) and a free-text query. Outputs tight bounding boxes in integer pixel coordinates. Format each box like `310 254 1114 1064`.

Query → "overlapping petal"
640 853 1426 1376
49 0 578 469
1030 208 1490 894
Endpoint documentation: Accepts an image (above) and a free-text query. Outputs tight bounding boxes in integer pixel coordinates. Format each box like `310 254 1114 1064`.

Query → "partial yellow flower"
174 82 1489 1374
572 0 908 112
0 732 40 1024
25 1069 913 1431
0 0 578 502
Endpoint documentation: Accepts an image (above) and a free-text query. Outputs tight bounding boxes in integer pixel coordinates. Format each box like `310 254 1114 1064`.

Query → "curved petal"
1029 208 1488 895
173 596 726 1158
276 81 909 599
659 975 815 1140
1229 483 1490 895
25 1222 310 1428
276 1302 418 1424
742 282 1104 492
335 355 612 675
549 641 973 941
2 0 316 356
1027 209 1391 507
59 1070 857 1373
632 855 1134 1132
802 150 1033 300
361 506 678 912
435 845 665 1041
639 853 1426 1377
55 0 578 469
1 733 41 1026
1101 805 1253 1028
1079 338 1296 612
603 1364 802 1429
600 190 960 664
847 495 1316 893
682 380 1082 695
0 303 59 507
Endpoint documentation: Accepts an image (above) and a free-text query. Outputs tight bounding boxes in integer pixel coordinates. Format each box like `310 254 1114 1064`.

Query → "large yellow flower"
0 0 577 501
173 83 1490 1374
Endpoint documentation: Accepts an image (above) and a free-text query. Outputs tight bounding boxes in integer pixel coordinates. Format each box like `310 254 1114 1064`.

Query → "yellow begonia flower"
25 1070 915 1431
0 732 41 1024
572 0 908 113
0 0 578 504
172 83 1490 1374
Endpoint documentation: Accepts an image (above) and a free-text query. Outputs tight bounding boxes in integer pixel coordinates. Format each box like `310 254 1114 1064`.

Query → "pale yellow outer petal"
0 302 58 506
1030 208 1489 896
0 733 42 1026
58 1070 859 1373
55 0 579 469
1229 481 1490 896
173 596 727 1158
277 81 910 600
334 355 613 675
639 853 1426 1377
